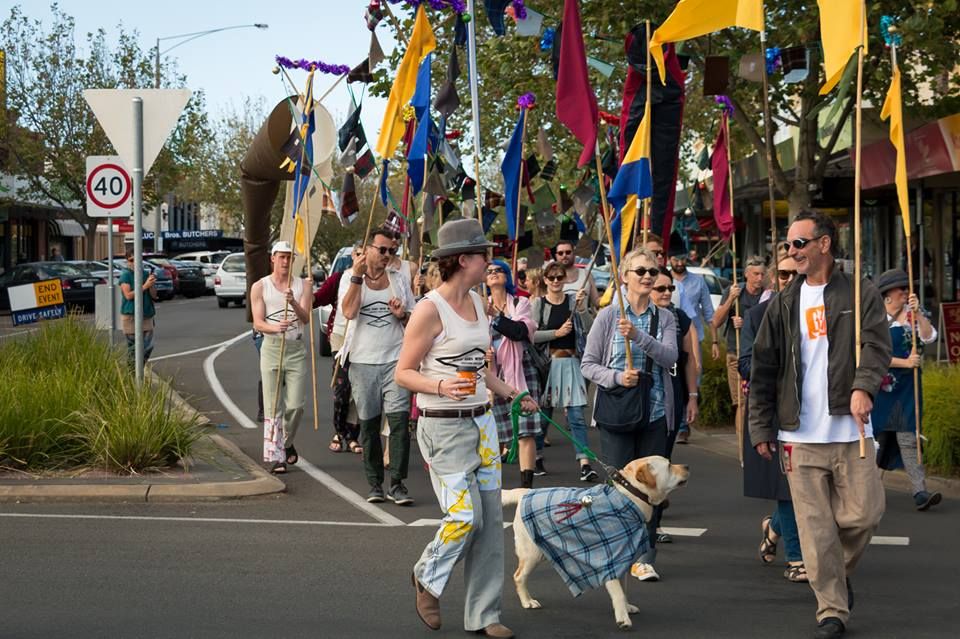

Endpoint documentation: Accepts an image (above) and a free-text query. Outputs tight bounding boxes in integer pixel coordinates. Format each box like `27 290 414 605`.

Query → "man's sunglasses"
555 250 572 256
652 284 676 293
545 275 565 282
777 269 798 279
627 267 660 278
782 236 824 252
371 245 398 255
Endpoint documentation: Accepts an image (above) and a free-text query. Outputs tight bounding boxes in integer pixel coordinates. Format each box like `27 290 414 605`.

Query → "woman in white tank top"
395 219 536 636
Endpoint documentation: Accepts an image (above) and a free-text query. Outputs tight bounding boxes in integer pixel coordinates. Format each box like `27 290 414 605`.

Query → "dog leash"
508 392 622 478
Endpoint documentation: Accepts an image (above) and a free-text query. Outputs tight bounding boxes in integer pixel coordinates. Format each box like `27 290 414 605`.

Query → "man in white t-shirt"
339 229 417 505
748 211 891 639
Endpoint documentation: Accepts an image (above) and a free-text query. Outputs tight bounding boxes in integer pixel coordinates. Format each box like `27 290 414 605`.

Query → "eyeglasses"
627 267 660 278
485 268 505 275
652 284 676 293
545 275 565 282
777 269 797 279
782 236 825 252
371 245 398 256
555 250 572 256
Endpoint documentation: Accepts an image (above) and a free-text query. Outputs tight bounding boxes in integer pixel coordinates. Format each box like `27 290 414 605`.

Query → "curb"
0 377 285 503
684 427 960 500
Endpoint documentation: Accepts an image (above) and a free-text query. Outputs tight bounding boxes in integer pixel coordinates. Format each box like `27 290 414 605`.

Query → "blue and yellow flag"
376 5 436 159
607 101 652 261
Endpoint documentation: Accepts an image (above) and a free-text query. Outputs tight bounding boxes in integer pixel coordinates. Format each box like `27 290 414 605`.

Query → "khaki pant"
260 336 307 461
782 440 885 624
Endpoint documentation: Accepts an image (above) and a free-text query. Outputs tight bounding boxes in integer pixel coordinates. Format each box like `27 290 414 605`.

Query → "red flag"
556 0 598 167
711 112 734 240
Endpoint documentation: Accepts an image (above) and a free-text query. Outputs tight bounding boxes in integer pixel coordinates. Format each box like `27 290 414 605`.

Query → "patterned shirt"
609 303 666 422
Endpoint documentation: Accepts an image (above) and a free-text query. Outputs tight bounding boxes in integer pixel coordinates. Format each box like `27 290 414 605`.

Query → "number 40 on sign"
85 155 132 218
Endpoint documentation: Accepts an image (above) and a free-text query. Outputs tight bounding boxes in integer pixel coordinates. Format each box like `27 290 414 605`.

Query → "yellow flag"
375 5 436 159
817 0 867 95
294 213 306 255
881 64 910 236
650 0 763 83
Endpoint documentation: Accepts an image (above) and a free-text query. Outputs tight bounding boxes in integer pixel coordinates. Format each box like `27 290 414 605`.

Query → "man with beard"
555 239 599 308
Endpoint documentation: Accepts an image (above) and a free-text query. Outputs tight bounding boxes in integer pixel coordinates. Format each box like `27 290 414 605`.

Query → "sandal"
347 440 363 455
329 435 345 453
784 563 809 583
285 445 299 466
270 461 287 474
759 516 778 565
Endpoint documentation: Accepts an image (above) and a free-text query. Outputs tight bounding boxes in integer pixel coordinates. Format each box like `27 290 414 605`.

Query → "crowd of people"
248 211 941 639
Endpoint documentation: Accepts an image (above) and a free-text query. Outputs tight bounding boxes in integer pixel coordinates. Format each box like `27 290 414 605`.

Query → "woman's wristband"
688 392 699 397
350 275 363 285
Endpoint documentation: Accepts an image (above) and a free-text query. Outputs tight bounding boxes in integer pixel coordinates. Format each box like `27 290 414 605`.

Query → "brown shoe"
475 623 514 638
412 573 441 630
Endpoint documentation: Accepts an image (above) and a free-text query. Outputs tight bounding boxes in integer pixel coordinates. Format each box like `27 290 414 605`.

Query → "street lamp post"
152 23 268 252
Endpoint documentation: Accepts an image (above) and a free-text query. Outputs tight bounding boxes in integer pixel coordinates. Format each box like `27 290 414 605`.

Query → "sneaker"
388 482 414 506
579 465 599 482
915 491 942 511
367 485 385 503
533 458 548 477
813 617 845 638
676 430 690 444
656 531 673 544
630 562 660 582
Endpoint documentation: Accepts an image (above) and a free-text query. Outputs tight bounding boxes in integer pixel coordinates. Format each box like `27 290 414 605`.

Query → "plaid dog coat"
520 484 650 596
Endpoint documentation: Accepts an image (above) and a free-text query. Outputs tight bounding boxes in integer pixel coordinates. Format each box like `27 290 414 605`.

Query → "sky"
2 0 395 136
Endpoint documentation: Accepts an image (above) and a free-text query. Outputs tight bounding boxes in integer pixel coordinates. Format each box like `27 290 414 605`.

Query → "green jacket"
748 268 892 445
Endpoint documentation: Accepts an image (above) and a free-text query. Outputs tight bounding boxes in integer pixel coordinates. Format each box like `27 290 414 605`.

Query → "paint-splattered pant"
414 410 503 632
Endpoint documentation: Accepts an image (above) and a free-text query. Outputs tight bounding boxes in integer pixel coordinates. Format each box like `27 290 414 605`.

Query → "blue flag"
407 113 432 196
379 159 390 205
411 53 432 121
292 73 315 217
607 101 652 259
500 111 524 240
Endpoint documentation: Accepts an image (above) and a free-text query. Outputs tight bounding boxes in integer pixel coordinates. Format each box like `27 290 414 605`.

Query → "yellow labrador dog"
501 456 689 629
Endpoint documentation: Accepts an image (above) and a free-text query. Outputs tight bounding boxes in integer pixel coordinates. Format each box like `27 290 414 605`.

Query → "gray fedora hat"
877 268 909 295
431 218 497 258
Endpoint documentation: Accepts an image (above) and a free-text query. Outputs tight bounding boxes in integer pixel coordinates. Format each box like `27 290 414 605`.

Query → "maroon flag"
555 0 598 167
710 113 734 240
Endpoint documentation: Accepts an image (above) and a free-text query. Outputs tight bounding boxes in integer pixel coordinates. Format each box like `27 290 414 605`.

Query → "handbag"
593 309 658 433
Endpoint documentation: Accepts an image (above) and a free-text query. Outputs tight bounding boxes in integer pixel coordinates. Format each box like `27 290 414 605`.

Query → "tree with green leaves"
1 3 211 258
373 0 959 216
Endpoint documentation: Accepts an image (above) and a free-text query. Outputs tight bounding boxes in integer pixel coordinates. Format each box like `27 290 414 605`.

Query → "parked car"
173 251 230 292
214 252 247 308
66 260 119 285
108 258 175 300
0 262 106 312
167 260 206 298
143 254 180 294
685 265 730 311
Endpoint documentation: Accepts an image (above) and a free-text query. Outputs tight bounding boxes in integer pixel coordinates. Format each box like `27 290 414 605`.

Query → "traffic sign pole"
133 97 145 384
108 217 115 344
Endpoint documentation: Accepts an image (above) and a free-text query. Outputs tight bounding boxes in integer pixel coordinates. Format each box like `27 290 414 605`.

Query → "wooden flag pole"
466 0 485 218
641 19 653 247
853 3 867 459
759 24 780 273
595 139 634 369
725 112 743 467
889 40 923 465
302 194 320 431
511 107 529 275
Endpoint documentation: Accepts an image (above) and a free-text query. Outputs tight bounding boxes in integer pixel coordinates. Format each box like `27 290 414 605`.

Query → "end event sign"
9 279 66 326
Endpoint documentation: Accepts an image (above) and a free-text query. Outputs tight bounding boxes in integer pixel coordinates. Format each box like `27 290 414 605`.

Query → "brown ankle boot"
476 622 514 638
412 573 441 630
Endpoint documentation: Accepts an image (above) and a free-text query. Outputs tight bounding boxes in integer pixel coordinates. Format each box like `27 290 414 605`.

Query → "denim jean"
770 499 802 563
125 330 154 369
537 406 589 461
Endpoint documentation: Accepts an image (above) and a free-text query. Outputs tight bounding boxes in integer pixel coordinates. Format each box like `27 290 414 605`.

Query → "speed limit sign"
86 156 132 217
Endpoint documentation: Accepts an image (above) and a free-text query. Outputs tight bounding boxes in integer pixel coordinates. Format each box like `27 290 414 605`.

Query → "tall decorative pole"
852 1 867 459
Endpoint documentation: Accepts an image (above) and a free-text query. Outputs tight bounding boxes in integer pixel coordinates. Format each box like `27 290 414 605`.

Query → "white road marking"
153 333 250 361
870 536 910 546
660 527 707 537
0 512 386 527
410 518 512 529
201 331 256 429
202 330 404 526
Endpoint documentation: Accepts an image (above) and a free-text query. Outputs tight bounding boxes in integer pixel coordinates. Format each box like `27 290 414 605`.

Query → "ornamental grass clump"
921 363 960 476
0 317 201 473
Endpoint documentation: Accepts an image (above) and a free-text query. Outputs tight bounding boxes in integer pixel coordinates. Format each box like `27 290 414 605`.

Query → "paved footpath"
1 298 958 637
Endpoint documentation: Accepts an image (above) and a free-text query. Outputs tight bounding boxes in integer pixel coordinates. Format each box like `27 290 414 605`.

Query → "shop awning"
53 219 87 237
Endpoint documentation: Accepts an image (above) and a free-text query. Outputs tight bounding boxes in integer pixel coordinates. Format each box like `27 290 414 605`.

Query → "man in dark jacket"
749 211 891 639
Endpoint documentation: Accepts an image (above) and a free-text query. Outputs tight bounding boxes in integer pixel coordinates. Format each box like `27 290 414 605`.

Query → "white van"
173 251 231 290
214 252 247 308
